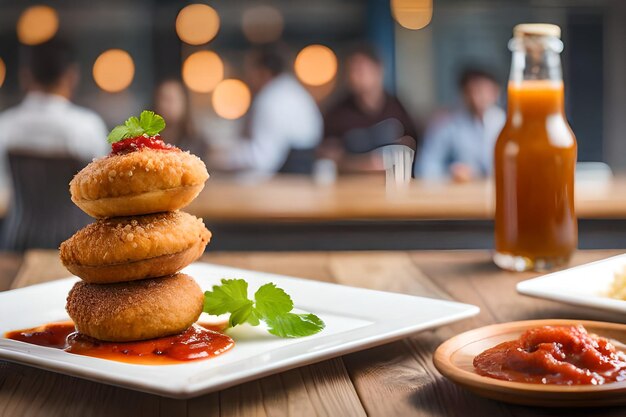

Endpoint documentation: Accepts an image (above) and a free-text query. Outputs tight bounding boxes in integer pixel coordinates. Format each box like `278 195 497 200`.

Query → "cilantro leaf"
203 279 253 326
106 110 167 144
247 310 261 326
139 110 166 136
254 283 293 319
203 279 325 338
203 278 250 315
228 302 254 327
265 313 325 338
124 116 143 137
107 125 130 144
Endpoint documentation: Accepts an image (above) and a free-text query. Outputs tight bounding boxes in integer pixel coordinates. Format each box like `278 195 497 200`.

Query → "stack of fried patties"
60 144 211 342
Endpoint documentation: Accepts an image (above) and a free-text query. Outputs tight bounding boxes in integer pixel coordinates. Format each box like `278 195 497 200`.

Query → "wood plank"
202 252 332 283
295 359 365 417
0 252 21 291
323 251 479 417
326 251 508 416
411 250 626 325
215 359 366 417
327 251 448 298
10 249 67 289
0 362 159 417
218 381 268 417
188 391 221 417
3 250 626 416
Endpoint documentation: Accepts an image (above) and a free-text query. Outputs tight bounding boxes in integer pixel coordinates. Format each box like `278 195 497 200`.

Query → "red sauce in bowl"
5 321 234 365
111 135 178 155
473 325 626 385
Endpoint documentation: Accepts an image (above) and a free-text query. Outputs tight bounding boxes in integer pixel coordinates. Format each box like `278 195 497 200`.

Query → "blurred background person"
0 37 107 250
418 67 505 182
0 38 108 188
153 78 208 161
318 44 419 174
209 46 322 177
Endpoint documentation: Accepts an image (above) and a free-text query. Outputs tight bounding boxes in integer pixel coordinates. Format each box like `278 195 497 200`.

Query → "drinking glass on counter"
383 144 414 191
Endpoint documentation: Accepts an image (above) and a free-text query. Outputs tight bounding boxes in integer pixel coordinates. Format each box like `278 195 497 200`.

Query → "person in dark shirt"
318 44 418 173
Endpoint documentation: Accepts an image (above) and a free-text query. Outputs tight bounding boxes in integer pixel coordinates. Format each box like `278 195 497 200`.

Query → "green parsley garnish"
203 279 325 338
107 110 166 143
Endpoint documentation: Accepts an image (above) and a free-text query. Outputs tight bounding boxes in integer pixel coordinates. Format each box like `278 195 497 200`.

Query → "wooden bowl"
433 319 626 407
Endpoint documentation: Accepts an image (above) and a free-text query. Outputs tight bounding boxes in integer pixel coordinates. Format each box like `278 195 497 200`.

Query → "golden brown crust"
73 184 204 218
66 274 204 342
69 149 208 218
59 212 210 280
63 238 207 284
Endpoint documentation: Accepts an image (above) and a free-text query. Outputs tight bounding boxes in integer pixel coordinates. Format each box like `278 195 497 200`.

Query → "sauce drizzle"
111 135 178 155
5 321 234 365
474 325 626 385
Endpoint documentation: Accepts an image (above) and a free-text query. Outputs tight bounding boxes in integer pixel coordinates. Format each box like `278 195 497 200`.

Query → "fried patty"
70 148 208 218
66 273 204 342
60 211 210 283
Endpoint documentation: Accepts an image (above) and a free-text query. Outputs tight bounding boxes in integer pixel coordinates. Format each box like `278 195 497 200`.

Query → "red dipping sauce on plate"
111 135 177 155
5 321 234 365
473 325 626 385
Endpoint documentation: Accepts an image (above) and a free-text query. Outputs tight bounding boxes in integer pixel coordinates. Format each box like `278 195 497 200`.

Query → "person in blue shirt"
417 68 505 182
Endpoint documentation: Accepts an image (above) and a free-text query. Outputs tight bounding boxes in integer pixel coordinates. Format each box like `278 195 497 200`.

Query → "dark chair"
0 149 91 251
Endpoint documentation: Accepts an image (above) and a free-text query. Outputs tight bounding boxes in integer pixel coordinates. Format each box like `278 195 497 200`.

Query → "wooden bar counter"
183 176 626 251
187 175 626 222
0 175 624 251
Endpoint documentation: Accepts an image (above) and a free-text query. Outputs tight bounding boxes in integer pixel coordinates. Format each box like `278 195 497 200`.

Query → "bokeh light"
92 49 135 93
0 58 6 88
176 4 220 45
391 0 433 30
294 45 337 86
182 51 224 93
241 5 284 44
212 79 251 120
17 5 59 45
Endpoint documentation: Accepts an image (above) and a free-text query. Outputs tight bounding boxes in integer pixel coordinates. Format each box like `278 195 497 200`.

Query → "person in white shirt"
418 68 506 182
210 47 323 176
0 38 108 188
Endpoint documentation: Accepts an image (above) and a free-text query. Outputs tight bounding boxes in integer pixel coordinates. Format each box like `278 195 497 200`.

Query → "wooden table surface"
1 249 625 416
186 175 626 222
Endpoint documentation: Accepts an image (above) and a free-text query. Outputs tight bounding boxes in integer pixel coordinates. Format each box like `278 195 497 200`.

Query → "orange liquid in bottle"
494 80 577 270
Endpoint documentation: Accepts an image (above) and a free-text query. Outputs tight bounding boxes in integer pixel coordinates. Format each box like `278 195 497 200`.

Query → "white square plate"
0 262 479 398
517 253 626 314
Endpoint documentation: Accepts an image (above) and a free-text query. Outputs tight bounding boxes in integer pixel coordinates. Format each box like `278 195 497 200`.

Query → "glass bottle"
494 24 577 272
